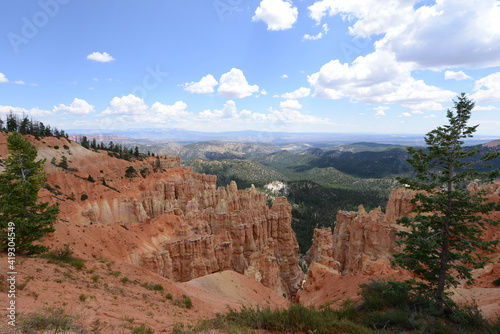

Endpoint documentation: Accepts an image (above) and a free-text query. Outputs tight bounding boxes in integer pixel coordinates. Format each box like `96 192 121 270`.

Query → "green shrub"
41 244 85 269
182 295 192 309
19 307 82 334
80 194 88 201
120 276 129 283
166 293 172 300
132 323 153 334
493 277 500 287
153 283 163 292
79 294 87 302
110 271 121 277
125 166 138 178
91 274 100 283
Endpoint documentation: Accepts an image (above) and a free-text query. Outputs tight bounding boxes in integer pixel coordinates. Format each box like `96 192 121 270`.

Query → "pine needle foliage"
393 93 500 314
0 132 59 254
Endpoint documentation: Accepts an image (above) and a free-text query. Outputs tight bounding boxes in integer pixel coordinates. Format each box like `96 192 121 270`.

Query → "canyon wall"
8 134 304 299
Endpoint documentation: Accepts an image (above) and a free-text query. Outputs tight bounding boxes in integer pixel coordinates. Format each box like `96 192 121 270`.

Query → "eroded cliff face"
305 185 500 277
1 134 304 299
304 189 422 276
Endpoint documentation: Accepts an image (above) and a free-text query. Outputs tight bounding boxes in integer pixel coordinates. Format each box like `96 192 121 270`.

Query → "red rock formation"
0 133 303 299
385 187 418 222
304 227 336 269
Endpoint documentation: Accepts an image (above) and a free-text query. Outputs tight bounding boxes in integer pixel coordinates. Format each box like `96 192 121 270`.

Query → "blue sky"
1 0 500 136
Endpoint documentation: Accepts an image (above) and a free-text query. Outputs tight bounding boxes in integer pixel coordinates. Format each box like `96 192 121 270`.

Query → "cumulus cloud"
373 106 388 117
54 98 95 115
382 0 500 68
102 95 148 115
279 99 302 110
444 70 472 81
403 101 445 112
199 100 240 120
474 105 499 111
14 80 25 85
218 68 259 98
87 52 115 63
309 0 500 69
0 105 54 117
252 0 298 31
304 23 329 40
471 72 500 103
308 0 413 37
281 74 288 78
399 112 412 117
303 32 323 40
183 74 218 94
0 73 8 83
308 50 456 104
281 87 311 99
261 89 268 95
195 100 328 127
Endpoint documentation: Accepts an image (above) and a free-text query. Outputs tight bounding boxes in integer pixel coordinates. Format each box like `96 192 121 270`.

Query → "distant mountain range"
67 128 500 146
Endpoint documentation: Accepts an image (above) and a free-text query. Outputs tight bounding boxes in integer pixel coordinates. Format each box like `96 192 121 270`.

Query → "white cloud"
303 23 329 40
199 100 239 119
102 95 148 115
92 78 99 82
281 87 311 99
195 100 328 127
474 105 499 111
0 105 54 117
0 73 8 83
281 74 288 78
309 0 500 69
308 0 413 37
399 112 412 118
308 50 456 104
252 0 298 31
148 101 190 121
403 101 444 112
54 98 95 115
14 80 25 85
279 99 302 110
382 0 500 68
303 32 323 40
373 106 389 117
218 68 259 98
87 52 115 63
471 72 500 103
444 70 471 81
183 74 218 94
424 114 436 118
260 89 268 95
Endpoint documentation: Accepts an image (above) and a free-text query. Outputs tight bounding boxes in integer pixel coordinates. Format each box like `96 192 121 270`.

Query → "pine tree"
6 111 18 132
393 93 500 314
0 132 59 254
59 156 69 169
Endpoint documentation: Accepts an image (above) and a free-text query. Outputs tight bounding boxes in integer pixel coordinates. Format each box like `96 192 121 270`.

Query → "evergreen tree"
393 94 500 314
19 116 30 134
134 146 139 157
0 117 4 131
0 132 59 254
59 156 69 169
6 111 18 132
81 136 89 149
